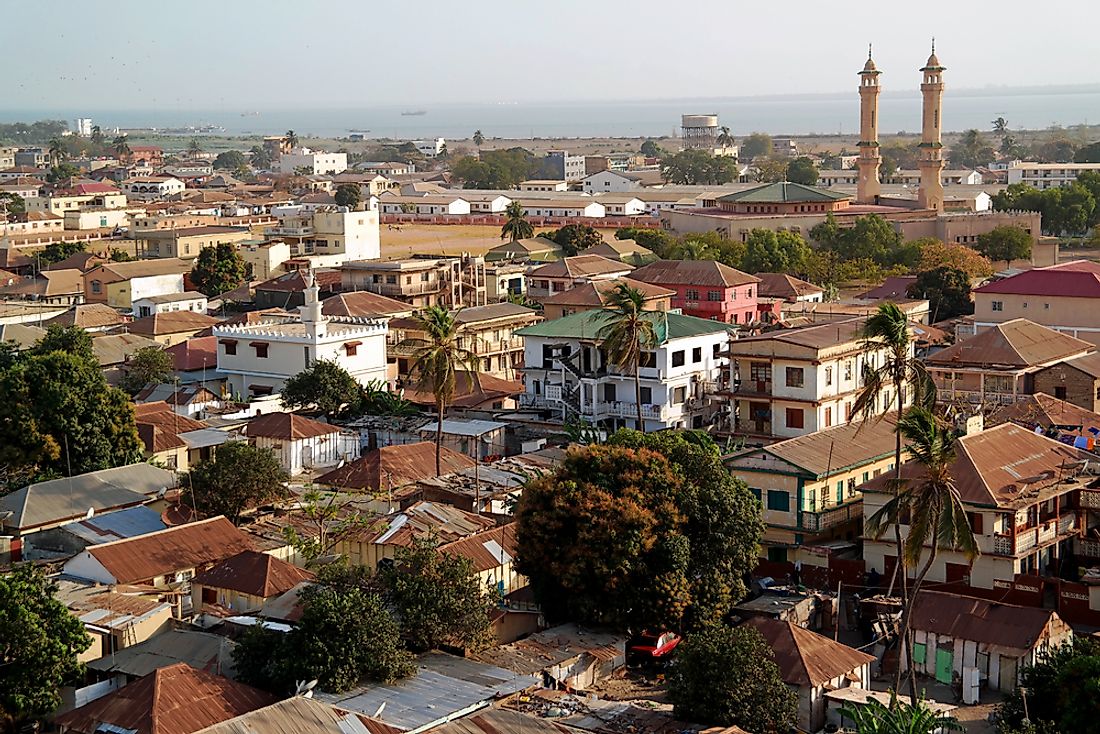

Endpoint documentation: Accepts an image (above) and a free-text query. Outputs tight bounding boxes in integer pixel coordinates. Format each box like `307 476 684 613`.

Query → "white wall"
128 273 186 304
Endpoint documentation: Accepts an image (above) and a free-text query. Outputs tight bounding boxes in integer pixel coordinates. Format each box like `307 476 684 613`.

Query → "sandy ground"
378 223 506 259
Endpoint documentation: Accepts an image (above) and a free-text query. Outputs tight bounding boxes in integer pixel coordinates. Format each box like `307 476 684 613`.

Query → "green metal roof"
717 181 850 204
514 309 735 344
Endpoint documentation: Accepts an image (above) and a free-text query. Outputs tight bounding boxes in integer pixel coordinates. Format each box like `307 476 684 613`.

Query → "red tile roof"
53 663 275 734
322 291 412 318
630 259 759 288
974 260 1100 298
190 550 313 598
165 336 218 371
244 411 340 440
315 442 475 492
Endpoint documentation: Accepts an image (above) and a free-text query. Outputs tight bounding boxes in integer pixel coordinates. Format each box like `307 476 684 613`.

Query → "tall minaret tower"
856 45 882 204
299 268 327 341
917 39 946 212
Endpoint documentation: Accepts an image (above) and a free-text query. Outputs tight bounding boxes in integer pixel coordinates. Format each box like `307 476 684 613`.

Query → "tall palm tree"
838 689 963 734
851 302 933 694
90 125 104 146
991 116 1008 134
716 125 735 148
48 138 65 166
187 137 203 156
675 239 716 261
500 201 533 242
598 284 659 432
112 135 131 159
472 130 484 149
408 306 479 475
283 129 299 149
867 407 978 706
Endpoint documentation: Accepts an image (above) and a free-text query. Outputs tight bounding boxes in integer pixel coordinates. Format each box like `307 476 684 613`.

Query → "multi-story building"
135 225 252 259
540 277 674 320
267 206 380 266
630 259 760 325
543 150 587 182
525 255 634 301
213 271 389 400
862 422 1098 592
968 261 1100 345
516 310 734 432
723 318 912 439
726 414 901 563
83 259 192 309
1032 354 1100 413
122 176 186 201
24 187 128 216
0 147 17 169
1007 161 1100 189
390 302 540 380
413 138 446 158
341 255 486 309
277 148 347 175
15 148 49 168
927 319 1094 409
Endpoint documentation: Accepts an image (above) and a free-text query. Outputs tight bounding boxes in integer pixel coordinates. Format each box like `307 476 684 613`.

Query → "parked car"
626 631 681 665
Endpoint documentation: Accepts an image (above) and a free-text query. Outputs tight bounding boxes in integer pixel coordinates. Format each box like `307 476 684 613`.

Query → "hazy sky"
5 0 1099 110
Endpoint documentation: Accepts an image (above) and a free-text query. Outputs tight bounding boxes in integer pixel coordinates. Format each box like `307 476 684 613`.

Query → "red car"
626 631 682 665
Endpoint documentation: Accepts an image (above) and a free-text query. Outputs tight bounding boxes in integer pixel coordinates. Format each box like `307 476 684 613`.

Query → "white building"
580 170 666 194
413 138 446 158
243 414 359 476
132 291 209 318
1007 161 1100 189
593 194 647 216
516 199 605 218
213 270 389 400
516 310 734 432
518 180 568 192
462 193 513 214
377 194 471 216
277 148 348 175
74 118 93 137
123 177 186 201
268 206 381 266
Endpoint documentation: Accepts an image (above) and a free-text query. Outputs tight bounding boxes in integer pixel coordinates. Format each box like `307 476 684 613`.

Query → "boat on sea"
401 110 427 116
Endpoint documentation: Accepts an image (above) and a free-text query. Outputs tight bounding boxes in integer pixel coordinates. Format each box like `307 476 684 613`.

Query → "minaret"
299 268 326 341
917 39 946 212
856 45 882 204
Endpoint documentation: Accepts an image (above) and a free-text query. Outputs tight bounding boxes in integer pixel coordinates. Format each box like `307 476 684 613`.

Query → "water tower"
681 114 720 150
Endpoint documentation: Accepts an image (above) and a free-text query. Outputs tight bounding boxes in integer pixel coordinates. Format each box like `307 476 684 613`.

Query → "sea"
4 86 1099 140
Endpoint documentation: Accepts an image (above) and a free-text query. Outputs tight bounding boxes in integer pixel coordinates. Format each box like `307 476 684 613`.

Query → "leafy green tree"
379 538 495 652
662 149 738 185
839 690 963 734
0 350 142 477
1034 137 1077 163
741 229 812 275
31 324 96 364
1074 141 1100 164
189 441 289 523
333 182 362 210
39 240 85 266
500 201 533 242
109 248 135 262
452 148 538 188
90 125 105 145
880 140 921 177
47 137 66 166
283 130 299 149
785 156 819 185
867 406 978 704
515 431 762 631
119 345 173 394
615 227 676 258
668 624 798 732
991 117 1008 134
739 132 772 161
0 566 92 727
815 213 903 266
212 150 246 170
249 145 274 169
975 225 1032 269
408 306 478 475
948 129 995 168
716 126 735 149
599 284 659 431
191 242 247 296
472 129 484 148
45 163 80 184
281 359 363 418
542 224 603 256
112 135 131 158
751 157 788 183
0 192 26 216
359 379 419 417
996 638 1100 733
185 137 202 156
639 139 664 158
907 267 974 321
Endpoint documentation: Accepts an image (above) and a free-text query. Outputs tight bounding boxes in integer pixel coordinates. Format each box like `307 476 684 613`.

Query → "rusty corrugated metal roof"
742 616 874 687
191 550 313 599
315 442 475 492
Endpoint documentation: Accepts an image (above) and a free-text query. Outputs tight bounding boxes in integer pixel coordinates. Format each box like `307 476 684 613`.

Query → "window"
713 343 721 358
862 471 870 483
692 347 702 363
968 512 984 534
825 366 833 386
785 367 804 388
640 351 656 368
1054 386 1067 400
91 279 102 293
750 362 771 382
672 350 685 367
640 386 652 403
685 289 700 301
767 546 788 563
824 406 832 427
603 383 616 402
847 477 857 498
344 342 358 356
385 275 397 284
253 342 269 358
707 290 722 301
749 487 762 502
673 386 687 403
221 340 237 356
992 301 1003 311
785 407 804 429
766 490 790 512
808 489 817 511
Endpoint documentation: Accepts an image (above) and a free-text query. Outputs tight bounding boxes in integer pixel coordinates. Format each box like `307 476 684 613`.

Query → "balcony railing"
802 502 863 533
269 225 315 236
366 281 442 297
1077 537 1100 559
1082 490 1100 510
596 401 665 420
946 389 1018 406
992 516 1077 556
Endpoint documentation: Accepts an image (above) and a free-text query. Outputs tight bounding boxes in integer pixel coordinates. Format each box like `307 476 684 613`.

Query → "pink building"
630 259 760 325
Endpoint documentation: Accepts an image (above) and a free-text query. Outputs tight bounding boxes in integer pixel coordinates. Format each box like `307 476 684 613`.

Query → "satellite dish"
84 507 95 520
294 679 319 696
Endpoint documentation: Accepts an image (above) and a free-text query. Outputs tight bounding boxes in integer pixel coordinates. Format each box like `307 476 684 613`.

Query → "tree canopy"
334 182 362 209
916 240 994 278
975 225 1032 269
191 242 248 296
515 430 762 631
213 150 247 170
281 359 363 418
0 565 91 726
39 240 85 266
996 638 1100 734
639 139 663 158
907 266 974 321
1074 141 1100 164
668 624 798 733
189 441 289 523
119 346 173 395
948 129 996 168
785 156 819 185
739 132 772 161
741 228 813 276
452 147 538 189
541 224 603 256
662 149 738 185
993 182 1098 236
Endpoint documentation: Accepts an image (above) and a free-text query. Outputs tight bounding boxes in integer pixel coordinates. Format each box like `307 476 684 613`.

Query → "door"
935 646 953 684
998 655 1018 691
301 444 313 470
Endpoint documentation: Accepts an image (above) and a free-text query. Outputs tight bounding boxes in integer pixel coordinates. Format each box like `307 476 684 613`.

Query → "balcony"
367 281 443 297
991 516 1077 556
1077 537 1100 559
270 225 315 237
1081 489 1100 510
946 389 1018 406
596 401 666 421
802 502 863 533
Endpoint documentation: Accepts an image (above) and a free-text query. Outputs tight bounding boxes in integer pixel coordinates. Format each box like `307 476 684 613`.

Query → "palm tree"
851 302 933 694
90 125 104 146
112 135 131 159
500 201 533 242
867 407 978 704
598 284 659 432
991 116 1009 134
472 130 484 149
47 138 65 166
187 137 203 156
838 690 963 734
408 306 479 475
716 125 735 148
675 239 716 261
283 129 299 149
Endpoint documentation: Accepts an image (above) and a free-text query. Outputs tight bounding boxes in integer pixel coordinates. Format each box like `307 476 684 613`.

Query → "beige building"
725 415 902 562
969 261 1100 345
525 254 634 301
191 550 313 616
341 255 487 309
723 318 913 439
135 225 252 260
540 277 673 320
440 523 525 596
83 259 191 309
239 239 292 280
25 191 128 216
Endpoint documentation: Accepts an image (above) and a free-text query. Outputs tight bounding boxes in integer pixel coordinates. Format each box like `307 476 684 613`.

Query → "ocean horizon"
3 85 1099 141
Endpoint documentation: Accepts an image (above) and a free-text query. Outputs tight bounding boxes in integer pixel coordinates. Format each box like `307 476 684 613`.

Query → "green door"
935 647 953 684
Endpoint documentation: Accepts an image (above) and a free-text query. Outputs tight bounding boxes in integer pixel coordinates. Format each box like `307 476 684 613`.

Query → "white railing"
1082 491 1100 510
993 535 1013 555
1037 521 1057 546
1077 537 1100 558
1058 514 1076 535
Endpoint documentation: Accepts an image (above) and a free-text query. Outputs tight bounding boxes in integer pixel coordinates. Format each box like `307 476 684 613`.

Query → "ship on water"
401 110 427 116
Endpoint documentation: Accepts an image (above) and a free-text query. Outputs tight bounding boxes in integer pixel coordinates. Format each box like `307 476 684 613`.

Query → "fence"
380 213 661 229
